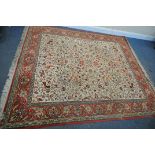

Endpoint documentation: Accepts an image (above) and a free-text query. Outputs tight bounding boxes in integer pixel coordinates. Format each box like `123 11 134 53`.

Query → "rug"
0 27 155 128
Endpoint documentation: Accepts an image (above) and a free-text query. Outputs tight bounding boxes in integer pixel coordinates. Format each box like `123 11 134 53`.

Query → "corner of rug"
0 27 29 121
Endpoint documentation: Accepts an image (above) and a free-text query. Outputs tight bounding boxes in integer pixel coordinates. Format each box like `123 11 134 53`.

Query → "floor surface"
0 26 155 129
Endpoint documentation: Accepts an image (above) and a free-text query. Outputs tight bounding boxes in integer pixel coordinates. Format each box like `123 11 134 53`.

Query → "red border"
14 114 155 129
3 28 30 113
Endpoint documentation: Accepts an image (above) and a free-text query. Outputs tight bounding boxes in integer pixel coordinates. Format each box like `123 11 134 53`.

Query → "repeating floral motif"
2 27 155 128
31 34 145 103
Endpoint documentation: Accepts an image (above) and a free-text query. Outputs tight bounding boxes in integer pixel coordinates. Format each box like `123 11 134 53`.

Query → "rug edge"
0 27 29 121
125 38 155 91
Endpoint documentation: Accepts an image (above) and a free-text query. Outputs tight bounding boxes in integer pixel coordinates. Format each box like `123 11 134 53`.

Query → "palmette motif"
2 27 155 128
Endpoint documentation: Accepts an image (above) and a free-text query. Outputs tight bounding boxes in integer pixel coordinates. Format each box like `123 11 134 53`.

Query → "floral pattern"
2 27 155 128
31 34 145 103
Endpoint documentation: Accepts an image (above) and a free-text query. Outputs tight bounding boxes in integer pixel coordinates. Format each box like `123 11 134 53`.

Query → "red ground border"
14 114 155 129
0 28 30 128
3 27 30 113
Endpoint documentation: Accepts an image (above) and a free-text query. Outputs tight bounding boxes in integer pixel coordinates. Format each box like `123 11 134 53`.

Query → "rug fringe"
126 38 155 91
0 27 29 120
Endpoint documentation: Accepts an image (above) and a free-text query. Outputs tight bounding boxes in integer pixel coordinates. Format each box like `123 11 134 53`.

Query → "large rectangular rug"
0 27 155 128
